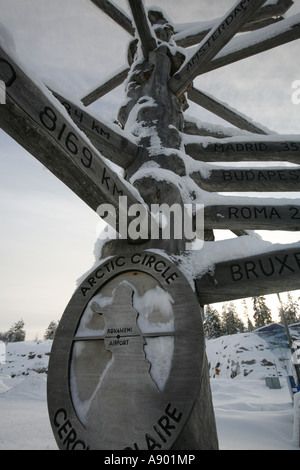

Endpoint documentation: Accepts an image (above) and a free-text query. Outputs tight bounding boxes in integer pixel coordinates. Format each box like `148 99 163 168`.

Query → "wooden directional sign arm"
0 97 103 213
52 91 137 169
89 0 135 36
173 0 294 47
203 204 300 231
174 0 294 48
196 244 300 305
0 46 142 220
81 67 130 106
190 166 300 192
185 137 300 164
174 19 279 49
187 87 268 135
128 0 157 60
202 14 300 75
169 0 267 96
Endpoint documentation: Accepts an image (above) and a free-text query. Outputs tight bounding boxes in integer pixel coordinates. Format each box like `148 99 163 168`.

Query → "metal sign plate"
47 251 204 450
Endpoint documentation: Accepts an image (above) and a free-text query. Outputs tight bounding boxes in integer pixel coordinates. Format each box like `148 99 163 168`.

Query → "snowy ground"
212 378 297 450
0 328 299 450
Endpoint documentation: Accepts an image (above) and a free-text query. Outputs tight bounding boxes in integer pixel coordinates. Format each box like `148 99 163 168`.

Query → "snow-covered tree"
222 302 245 335
5 319 26 342
0 331 6 342
246 315 254 332
253 296 273 329
282 292 299 325
242 299 254 332
44 320 58 340
204 305 223 339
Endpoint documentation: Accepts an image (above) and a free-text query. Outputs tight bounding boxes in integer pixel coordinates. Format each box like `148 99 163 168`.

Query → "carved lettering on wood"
0 47 140 217
196 246 300 305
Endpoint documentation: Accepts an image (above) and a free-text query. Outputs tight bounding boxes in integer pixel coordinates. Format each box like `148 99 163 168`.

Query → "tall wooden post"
100 9 219 450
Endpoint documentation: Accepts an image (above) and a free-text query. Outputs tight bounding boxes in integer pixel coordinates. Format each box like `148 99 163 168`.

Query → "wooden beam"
0 46 141 220
90 0 135 36
187 87 268 135
81 67 130 106
201 14 300 75
175 17 285 49
239 16 284 33
251 0 294 22
190 166 300 192
0 97 103 212
128 0 157 59
183 118 240 139
196 244 300 305
169 0 267 96
240 0 294 31
174 0 294 48
174 19 280 49
204 204 300 231
52 91 137 169
185 137 300 164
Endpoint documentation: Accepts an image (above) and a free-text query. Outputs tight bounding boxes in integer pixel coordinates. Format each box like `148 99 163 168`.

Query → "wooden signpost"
190 167 300 192
196 244 300 305
204 203 300 231
1 0 300 451
185 137 300 164
48 251 206 450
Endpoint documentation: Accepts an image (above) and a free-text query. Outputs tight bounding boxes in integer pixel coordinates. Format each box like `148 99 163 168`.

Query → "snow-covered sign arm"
174 0 294 48
0 45 143 219
81 67 130 106
190 165 300 192
187 87 268 135
128 0 157 60
203 202 300 231
168 0 267 97
52 91 138 169
196 243 300 304
89 0 135 36
185 135 300 164
202 13 300 75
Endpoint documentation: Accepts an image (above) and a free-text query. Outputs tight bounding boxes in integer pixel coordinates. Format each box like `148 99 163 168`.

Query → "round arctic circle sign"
47 251 204 450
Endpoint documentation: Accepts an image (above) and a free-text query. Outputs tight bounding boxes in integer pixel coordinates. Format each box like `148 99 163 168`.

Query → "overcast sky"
0 0 300 339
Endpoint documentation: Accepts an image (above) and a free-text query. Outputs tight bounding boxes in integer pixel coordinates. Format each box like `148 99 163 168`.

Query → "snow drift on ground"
0 326 299 450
